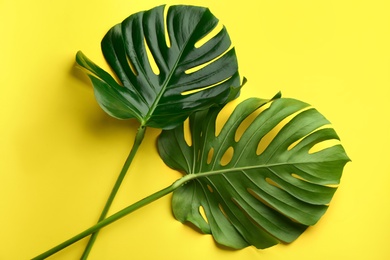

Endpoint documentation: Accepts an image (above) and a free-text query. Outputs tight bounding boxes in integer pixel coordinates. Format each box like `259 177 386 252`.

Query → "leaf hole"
220 146 234 166
287 124 332 151
291 173 339 188
163 5 171 48
235 101 273 142
207 184 214 193
308 139 341 154
194 21 224 48
256 107 312 155
265 177 283 189
215 100 237 137
183 118 192 146
199 206 208 223
144 38 160 75
291 173 309 182
126 55 138 76
207 147 214 164
184 45 233 75
325 183 339 188
180 76 232 96
218 204 228 219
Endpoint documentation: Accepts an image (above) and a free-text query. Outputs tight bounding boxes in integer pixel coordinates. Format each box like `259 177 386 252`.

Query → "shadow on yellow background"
1 0 389 259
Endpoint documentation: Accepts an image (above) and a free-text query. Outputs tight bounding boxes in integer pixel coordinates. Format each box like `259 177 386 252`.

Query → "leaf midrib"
187 158 346 180
143 10 209 125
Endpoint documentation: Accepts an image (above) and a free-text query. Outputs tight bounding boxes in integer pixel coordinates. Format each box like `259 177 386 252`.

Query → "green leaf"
157 95 350 249
76 4 242 129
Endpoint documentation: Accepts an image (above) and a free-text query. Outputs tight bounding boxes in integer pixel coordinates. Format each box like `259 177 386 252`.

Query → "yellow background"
1 0 389 259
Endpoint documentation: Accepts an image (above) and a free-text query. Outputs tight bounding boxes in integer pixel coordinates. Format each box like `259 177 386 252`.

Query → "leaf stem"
32 175 192 260
80 124 146 259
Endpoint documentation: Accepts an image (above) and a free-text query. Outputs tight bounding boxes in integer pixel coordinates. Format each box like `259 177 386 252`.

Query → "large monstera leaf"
76 4 241 129
158 95 349 249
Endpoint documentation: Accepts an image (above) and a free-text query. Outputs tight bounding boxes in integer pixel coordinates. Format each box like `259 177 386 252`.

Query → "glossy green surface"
76 5 241 130
158 96 349 249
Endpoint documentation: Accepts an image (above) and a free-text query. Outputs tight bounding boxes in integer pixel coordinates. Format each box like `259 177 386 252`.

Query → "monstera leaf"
76 4 241 129
158 94 349 249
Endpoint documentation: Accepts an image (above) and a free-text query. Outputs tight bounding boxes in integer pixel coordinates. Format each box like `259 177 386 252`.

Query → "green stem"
32 174 193 260
80 125 146 259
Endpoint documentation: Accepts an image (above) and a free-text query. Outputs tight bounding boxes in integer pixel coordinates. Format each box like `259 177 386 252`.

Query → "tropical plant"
158 95 349 249
75 4 242 258
32 4 349 260
76 4 241 129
